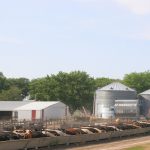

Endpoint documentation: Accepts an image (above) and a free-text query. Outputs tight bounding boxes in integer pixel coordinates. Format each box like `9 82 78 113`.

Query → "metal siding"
36 110 41 120
44 102 66 120
17 110 31 120
114 100 139 118
140 94 150 117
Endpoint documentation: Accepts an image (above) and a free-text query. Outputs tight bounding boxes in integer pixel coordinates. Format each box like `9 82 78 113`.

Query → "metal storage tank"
139 89 150 118
94 82 137 119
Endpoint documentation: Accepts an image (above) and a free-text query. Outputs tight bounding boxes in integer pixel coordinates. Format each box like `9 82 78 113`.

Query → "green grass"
125 146 144 150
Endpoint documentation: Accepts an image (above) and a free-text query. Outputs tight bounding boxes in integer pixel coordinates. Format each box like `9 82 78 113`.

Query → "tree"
94 77 116 89
29 71 96 112
0 74 9 92
0 87 22 101
123 71 150 93
7 78 30 97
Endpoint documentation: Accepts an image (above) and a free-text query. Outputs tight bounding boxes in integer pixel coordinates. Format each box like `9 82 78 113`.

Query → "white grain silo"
94 82 137 119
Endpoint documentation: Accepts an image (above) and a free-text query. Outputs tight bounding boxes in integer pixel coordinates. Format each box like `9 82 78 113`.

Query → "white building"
0 101 69 121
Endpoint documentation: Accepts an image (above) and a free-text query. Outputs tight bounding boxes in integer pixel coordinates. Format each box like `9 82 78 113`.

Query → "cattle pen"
0 119 150 150
0 127 150 150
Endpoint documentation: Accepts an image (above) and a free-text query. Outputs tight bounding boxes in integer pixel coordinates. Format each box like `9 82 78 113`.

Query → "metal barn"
93 82 137 119
0 101 69 121
0 101 32 120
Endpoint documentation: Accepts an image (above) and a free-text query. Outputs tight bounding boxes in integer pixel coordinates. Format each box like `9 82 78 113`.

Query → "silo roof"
98 82 135 91
140 89 150 95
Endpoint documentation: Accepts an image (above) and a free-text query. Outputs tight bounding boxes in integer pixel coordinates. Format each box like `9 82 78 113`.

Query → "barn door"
32 110 36 121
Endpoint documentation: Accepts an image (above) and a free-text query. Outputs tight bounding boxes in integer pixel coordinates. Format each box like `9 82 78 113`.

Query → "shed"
14 101 69 121
0 101 69 121
0 101 32 120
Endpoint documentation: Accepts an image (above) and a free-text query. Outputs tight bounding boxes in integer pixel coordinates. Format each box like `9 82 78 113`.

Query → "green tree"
95 77 116 89
123 71 150 93
0 73 9 92
29 71 96 112
7 78 29 97
0 87 22 101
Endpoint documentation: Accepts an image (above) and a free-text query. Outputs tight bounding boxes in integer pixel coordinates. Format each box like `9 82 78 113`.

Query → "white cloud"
0 36 23 45
115 0 150 15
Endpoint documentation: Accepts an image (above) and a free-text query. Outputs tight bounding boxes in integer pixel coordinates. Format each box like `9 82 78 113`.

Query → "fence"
0 127 150 150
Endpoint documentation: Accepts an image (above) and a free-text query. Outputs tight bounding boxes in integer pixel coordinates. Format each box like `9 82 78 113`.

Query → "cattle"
81 127 101 133
12 129 33 139
12 130 26 139
61 128 87 135
80 128 94 134
115 123 140 130
43 129 68 137
133 121 150 128
32 130 47 138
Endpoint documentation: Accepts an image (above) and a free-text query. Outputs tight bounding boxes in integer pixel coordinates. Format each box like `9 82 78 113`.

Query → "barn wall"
17 110 31 120
44 102 67 120
36 110 41 120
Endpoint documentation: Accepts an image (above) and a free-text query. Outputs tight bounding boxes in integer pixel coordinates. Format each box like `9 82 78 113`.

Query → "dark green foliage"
0 87 22 101
123 71 150 93
29 71 96 111
0 72 29 101
7 78 30 97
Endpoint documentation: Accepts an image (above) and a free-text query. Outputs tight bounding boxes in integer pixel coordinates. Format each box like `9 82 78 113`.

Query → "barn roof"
0 101 32 111
14 101 62 111
0 101 64 111
98 82 135 92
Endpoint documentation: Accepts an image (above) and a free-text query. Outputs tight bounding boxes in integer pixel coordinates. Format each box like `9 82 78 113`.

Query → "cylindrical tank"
94 82 137 119
139 90 150 118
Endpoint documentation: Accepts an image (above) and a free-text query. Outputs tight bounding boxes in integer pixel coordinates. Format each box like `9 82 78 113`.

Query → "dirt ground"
62 136 150 150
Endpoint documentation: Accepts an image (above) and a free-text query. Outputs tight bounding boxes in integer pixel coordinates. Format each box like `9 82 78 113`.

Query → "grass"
125 146 144 150
124 143 150 150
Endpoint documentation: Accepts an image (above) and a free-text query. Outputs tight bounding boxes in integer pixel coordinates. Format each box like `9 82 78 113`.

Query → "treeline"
0 71 150 111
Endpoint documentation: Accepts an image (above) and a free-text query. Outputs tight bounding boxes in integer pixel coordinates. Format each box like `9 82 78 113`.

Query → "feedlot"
0 120 150 150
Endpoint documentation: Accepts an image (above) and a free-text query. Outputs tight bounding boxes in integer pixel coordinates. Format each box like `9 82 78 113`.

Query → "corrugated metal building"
139 89 150 118
115 100 139 119
94 82 138 119
0 101 69 120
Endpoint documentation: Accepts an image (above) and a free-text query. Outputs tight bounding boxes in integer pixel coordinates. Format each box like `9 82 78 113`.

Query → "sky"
0 0 150 79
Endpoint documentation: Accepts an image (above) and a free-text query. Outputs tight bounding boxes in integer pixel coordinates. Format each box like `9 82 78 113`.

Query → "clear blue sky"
0 0 150 79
